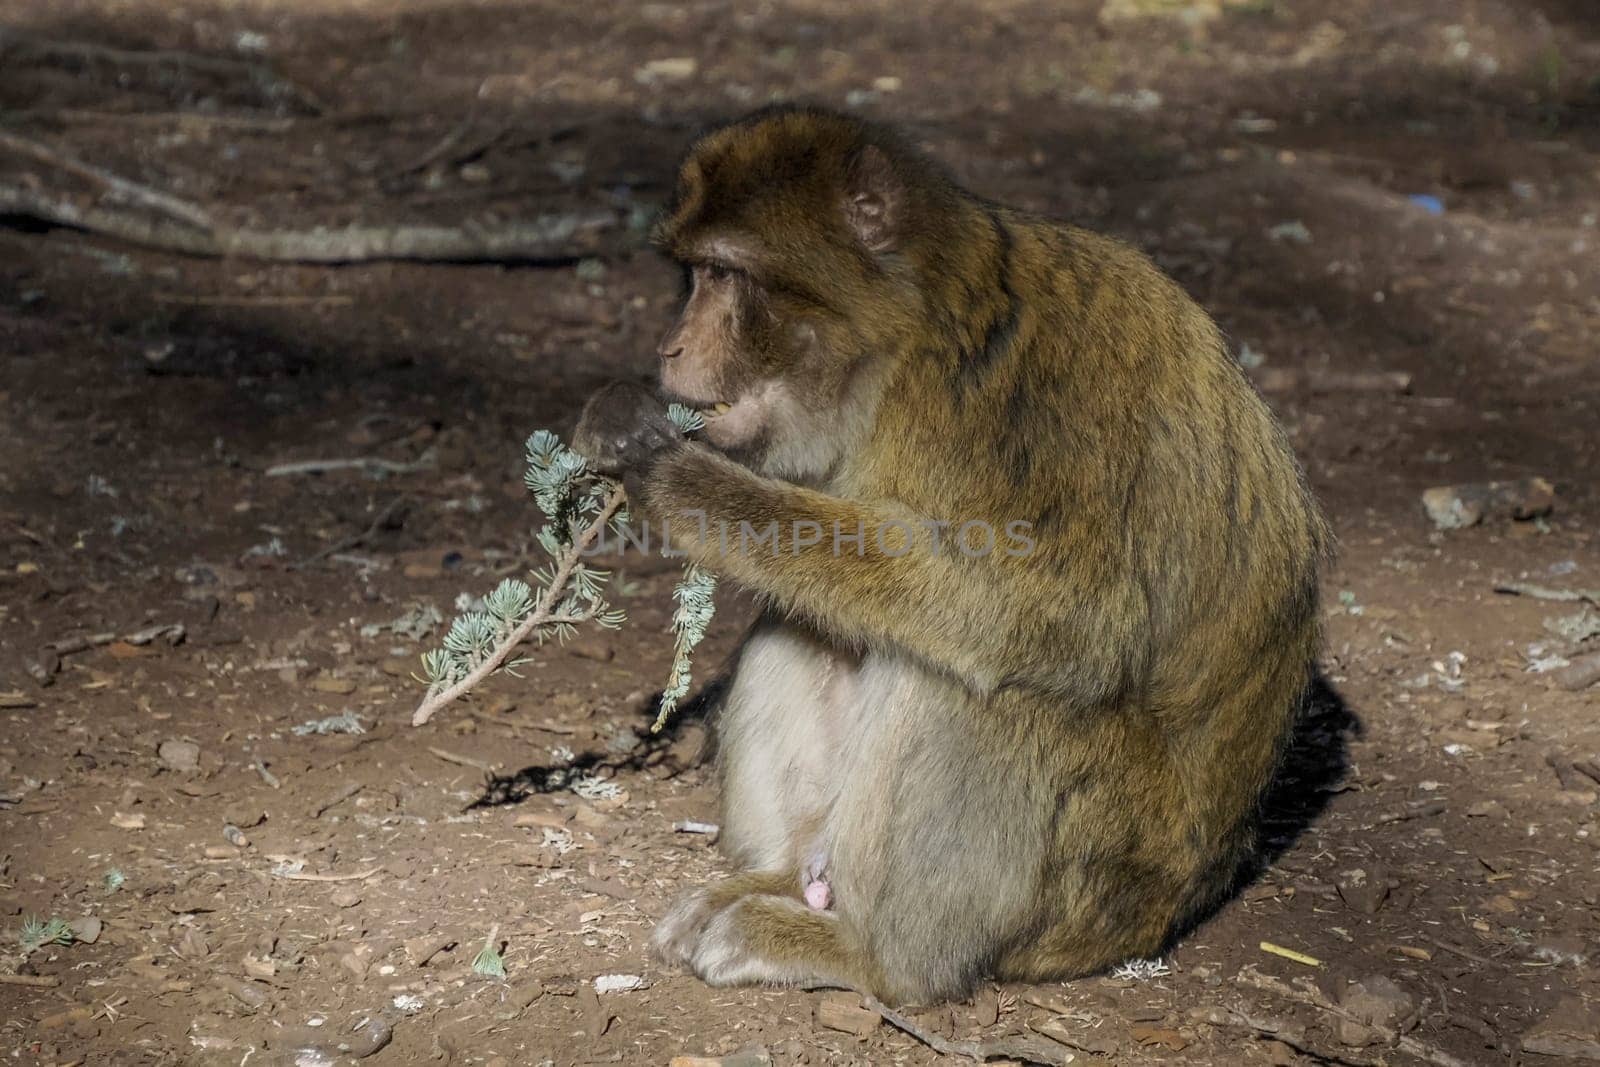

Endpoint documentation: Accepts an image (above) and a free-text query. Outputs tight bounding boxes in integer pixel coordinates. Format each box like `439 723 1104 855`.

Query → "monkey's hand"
572 381 683 478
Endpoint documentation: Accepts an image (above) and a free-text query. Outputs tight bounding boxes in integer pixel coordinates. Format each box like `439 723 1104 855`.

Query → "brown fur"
573 106 1329 1005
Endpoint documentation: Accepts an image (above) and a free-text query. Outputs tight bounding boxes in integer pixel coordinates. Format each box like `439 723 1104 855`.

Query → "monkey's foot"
650 870 798 970
650 885 722 968
690 894 847 988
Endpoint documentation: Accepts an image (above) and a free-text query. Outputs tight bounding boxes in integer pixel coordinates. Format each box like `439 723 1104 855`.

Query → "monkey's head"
651 107 945 477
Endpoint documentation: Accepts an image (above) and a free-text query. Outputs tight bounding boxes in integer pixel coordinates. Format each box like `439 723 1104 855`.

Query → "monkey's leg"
821 666 1064 1004
715 616 856 872
658 619 860 968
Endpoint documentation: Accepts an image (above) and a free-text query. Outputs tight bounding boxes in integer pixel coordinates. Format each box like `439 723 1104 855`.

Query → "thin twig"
272 866 383 883
4 108 301 131
381 116 512 182
1237 967 1467 1067
1367 799 1448 828
46 622 184 656
1545 751 1588 792
1423 936 1496 968
0 31 323 112
312 782 363 818
1187 1005 1362 1066
428 747 498 773
412 486 628 726
861 993 1076 1065
252 759 281 789
291 494 411 569
154 292 353 307
0 183 613 264
0 129 214 228
1492 581 1600 605
264 456 432 478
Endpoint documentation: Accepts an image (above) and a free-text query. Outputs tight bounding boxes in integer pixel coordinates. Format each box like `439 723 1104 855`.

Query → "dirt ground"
2 1 1598 1064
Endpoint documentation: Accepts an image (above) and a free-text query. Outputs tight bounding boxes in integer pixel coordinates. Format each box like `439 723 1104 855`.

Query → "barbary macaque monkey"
573 106 1328 1004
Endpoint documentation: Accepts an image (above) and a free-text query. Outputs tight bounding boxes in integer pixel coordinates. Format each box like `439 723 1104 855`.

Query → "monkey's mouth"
687 390 769 449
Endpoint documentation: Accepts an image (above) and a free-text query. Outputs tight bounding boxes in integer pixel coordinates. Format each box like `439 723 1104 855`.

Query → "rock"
513 810 572 830
216 975 268 1009
176 562 250 589
38 1006 93 1030
223 805 268 829
242 954 276 979
267 1018 392 1059
1336 975 1413 1047
816 992 881 1037
1130 1024 1190 1051
404 933 456 966
331 888 362 908
1100 0 1222 24
66 916 102 944
605 728 641 755
176 927 210 960
508 982 544 1010
670 1049 772 1067
110 811 146 830
509 845 563 869
308 674 357 694
1422 477 1555 530
1486 893 1519 915
593 973 645 994
636 57 697 83
1531 937 1588 966
158 739 201 773
1522 997 1600 1060
1555 650 1600 692
1259 1039 1300 1066
1336 866 1390 914
1254 368 1412 394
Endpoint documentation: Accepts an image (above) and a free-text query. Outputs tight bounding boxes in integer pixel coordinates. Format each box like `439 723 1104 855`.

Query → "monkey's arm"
644 444 1137 699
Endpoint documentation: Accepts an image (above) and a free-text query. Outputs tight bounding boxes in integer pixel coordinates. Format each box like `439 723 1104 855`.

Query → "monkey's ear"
843 144 902 253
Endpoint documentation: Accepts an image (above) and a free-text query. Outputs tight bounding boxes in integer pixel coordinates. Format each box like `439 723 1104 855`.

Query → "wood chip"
816 992 882 1037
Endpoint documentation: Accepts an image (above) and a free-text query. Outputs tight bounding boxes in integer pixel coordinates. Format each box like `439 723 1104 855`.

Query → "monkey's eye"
705 262 733 283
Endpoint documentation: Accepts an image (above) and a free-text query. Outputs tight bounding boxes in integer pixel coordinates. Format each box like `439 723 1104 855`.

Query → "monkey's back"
1030 217 1326 960
859 207 1327 970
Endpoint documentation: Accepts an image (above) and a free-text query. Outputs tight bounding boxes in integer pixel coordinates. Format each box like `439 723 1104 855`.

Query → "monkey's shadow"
1161 670 1359 942
1253 670 1360 867
464 679 727 810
